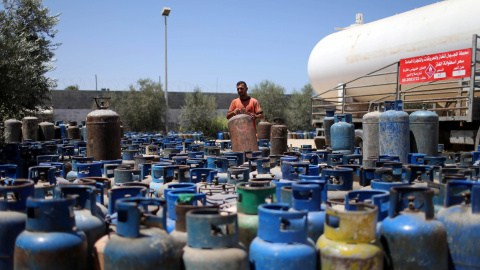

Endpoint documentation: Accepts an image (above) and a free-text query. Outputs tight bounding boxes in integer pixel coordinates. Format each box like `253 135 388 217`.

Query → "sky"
43 0 440 93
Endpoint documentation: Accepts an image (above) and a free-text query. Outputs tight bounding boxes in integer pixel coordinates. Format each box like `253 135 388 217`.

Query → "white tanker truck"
308 0 480 151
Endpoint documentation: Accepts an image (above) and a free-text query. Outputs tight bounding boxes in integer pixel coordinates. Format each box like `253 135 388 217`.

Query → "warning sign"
399 48 472 84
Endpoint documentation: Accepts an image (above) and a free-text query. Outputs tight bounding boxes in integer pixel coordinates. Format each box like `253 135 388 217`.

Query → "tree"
249 80 287 122
286 83 315 130
64 84 79 91
179 87 220 137
0 0 60 120
110 78 166 132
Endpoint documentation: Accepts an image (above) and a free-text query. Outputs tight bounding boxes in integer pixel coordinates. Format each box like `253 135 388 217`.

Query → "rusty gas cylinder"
39 122 55 141
270 118 288 155
257 118 271 141
4 119 22 143
86 98 121 161
67 121 81 140
22 116 38 141
228 114 259 153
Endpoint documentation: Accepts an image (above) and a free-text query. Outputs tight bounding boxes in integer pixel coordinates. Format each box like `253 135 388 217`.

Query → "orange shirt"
228 97 262 129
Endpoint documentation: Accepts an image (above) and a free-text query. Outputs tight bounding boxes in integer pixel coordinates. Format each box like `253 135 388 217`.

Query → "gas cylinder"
257 118 272 141
345 190 390 222
55 185 106 269
22 116 38 141
436 180 480 269
101 197 181 270
379 186 447 270
68 121 81 140
4 119 22 143
236 181 276 250
227 166 250 185
86 97 121 161
169 203 219 249
14 197 88 270
228 114 259 153
270 118 288 155
345 114 355 152
379 100 410 163
183 209 249 270
323 110 335 146
292 181 327 242
250 203 317 270
0 179 34 270
331 114 353 153
318 203 383 270
410 106 439 157
38 122 55 141
362 104 381 160
166 190 206 233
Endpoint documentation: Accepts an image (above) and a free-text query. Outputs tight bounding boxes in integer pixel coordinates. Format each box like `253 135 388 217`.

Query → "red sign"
399 48 472 84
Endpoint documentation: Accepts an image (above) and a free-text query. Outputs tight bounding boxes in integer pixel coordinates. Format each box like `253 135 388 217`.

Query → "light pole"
162 7 171 134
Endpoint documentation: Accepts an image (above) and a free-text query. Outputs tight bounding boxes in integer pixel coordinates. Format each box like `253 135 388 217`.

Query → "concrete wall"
50 90 236 128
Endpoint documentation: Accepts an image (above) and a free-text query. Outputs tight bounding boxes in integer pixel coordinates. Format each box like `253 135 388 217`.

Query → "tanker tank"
308 0 480 101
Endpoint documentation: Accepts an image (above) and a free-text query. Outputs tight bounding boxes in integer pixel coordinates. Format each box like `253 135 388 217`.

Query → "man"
226 81 264 129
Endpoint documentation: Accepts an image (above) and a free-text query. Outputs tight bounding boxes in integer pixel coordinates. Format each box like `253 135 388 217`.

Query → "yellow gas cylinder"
317 203 383 270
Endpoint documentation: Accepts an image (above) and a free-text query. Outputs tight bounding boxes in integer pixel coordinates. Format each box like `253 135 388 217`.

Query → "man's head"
236 81 248 98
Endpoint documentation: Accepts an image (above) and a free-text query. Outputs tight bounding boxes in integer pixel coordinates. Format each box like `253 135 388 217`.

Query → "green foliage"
179 87 220 137
249 80 287 122
64 84 79 91
286 83 315 130
109 78 166 132
0 0 60 120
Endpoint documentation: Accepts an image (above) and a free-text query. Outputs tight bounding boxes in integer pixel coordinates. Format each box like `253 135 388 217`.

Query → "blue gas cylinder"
331 114 353 153
345 190 389 222
66 156 94 180
183 209 249 270
249 203 317 270
102 197 181 269
436 180 480 270
166 190 206 233
292 181 327 242
0 179 34 270
55 185 106 269
14 197 88 270
379 100 410 163
379 186 447 270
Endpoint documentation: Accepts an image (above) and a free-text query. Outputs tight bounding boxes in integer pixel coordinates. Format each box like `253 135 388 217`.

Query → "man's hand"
248 112 256 119
234 108 241 115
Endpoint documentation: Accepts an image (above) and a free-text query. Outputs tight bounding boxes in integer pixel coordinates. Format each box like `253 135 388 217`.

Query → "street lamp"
162 7 171 133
